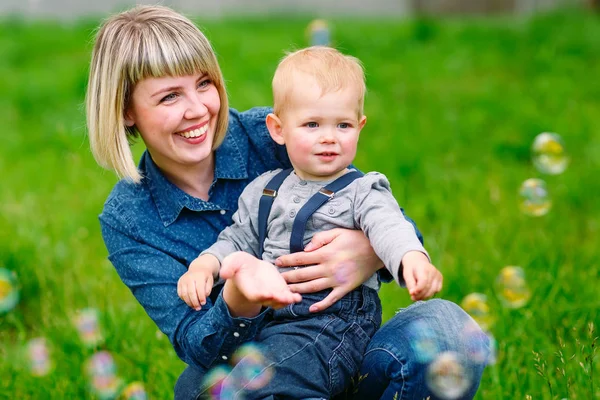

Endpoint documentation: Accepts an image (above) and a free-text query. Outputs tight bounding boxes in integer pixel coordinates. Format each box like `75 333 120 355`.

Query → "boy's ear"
266 113 285 145
358 115 367 131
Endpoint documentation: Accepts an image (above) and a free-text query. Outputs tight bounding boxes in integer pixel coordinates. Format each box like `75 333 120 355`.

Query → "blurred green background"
1 8 599 399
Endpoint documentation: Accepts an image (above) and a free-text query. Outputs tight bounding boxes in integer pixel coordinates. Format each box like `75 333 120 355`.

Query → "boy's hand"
177 254 220 311
402 251 443 301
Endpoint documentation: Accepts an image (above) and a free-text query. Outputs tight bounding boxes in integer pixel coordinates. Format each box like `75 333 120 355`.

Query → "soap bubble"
120 382 147 400
462 321 496 365
230 343 273 390
26 337 53 376
406 319 440 363
85 351 122 400
494 266 531 308
201 365 236 400
532 132 568 175
73 308 104 347
0 268 19 314
519 178 552 217
460 293 495 331
426 351 472 399
307 19 331 46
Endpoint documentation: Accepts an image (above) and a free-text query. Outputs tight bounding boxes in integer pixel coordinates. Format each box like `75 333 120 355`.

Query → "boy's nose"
319 129 336 143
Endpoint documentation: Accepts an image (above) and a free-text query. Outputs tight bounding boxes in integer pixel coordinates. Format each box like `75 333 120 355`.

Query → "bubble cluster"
426 351 471 400
307 19 331 46
406 319 440 363
532 132 568 175
0 268 19 314
85 351 122 400
73 308 104 347
120 381 148 400
519 178 552 217
230 343 274 390
460 293 495 331
494 266 531 308
26 337 53 376
201 365 236 400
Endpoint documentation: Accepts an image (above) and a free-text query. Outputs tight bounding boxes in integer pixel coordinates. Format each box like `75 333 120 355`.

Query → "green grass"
1 10 599 399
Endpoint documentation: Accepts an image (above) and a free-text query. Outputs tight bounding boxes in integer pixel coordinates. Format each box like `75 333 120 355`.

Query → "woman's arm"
100 203 270 369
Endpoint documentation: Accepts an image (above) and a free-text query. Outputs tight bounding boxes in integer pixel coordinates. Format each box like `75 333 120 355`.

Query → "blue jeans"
175 299 488 400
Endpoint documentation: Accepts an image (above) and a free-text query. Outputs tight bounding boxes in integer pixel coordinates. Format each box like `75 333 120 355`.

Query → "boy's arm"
353 172 430 287
201 170 281 264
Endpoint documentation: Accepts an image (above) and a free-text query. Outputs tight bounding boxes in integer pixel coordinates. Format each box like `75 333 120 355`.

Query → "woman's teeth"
178 125 207 138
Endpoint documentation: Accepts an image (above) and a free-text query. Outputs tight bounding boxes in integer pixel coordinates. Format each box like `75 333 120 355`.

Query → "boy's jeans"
175 299 489 400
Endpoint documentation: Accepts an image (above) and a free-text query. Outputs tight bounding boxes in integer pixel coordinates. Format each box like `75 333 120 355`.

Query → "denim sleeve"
100 201 270 369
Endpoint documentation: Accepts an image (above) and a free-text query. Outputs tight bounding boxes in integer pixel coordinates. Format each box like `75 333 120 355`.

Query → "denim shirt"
99 107 423 370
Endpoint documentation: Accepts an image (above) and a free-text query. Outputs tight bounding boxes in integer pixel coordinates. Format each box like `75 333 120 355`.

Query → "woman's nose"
184 94 208 119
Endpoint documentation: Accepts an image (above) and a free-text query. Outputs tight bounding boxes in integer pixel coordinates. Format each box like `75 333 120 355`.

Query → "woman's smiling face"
125 73 221 174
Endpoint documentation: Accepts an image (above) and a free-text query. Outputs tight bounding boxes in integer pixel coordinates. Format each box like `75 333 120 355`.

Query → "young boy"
178 46 442 398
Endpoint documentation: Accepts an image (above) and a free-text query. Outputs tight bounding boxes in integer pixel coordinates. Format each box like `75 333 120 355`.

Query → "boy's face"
271 75 366 181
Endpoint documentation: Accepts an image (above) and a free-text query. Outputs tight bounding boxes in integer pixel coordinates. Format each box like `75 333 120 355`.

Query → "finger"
309 287 345 312
403 265 417 294
281 265 329 284
187 281 201 310
195 280 207 306
205 277 213 298
303 229 342 252
180 286 193 308
275 251 323 268
286 277 332 294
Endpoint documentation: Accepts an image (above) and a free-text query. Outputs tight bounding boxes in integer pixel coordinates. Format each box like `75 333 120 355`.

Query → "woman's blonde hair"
272 46 366 117
86 5 229 183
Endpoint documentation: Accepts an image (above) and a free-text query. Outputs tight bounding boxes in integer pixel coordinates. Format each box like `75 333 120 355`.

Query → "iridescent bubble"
0 268 19 314
307 19 331 46
120 382 147 400
460 293 495 331
201 365 236 400
461 321 495 365
532 132 569 175
519 178 552 217
494 266 531 308
85 351 122 400
26 337 53 376
426 351 472 400
230 343 273 390
73 308 104 347
406 319 440 363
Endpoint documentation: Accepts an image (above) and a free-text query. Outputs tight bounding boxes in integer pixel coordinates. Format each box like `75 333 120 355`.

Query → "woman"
87 5 488 399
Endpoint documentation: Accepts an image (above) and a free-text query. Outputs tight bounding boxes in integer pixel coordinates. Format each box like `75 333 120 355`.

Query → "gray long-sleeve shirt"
203 169 428 290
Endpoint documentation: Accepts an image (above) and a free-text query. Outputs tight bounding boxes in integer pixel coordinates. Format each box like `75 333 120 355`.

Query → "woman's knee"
174 365 206 400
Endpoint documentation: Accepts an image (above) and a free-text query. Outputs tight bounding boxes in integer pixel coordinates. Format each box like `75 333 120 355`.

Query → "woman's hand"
220 252 302 317
277 229 382 313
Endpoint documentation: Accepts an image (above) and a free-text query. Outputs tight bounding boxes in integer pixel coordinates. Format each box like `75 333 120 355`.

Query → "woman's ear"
266 113 285 145
124 109 135 127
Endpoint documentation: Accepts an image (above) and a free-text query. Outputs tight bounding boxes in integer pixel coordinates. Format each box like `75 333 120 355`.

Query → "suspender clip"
318 188 335 199
262 188 277 197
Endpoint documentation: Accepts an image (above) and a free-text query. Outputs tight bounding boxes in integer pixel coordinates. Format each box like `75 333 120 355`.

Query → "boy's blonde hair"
272 46 366 117
86 5 229 183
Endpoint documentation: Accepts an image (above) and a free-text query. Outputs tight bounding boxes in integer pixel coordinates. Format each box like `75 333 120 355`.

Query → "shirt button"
299 181 307 186
289 210 296 218
239 323 246 328
328 207 335 215
221 355 228 360
233 332 240 338
293 197 301 203
220 210 226 215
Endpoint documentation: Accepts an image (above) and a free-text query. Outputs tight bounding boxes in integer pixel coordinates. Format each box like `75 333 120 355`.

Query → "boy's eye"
338 123 350 129
306 122 318 128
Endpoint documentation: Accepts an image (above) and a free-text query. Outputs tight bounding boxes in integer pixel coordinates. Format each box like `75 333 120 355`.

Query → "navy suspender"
258 168 293 257
257 169 364 256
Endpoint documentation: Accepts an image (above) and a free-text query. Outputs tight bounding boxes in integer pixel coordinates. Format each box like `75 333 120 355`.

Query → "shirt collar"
142 133 248 227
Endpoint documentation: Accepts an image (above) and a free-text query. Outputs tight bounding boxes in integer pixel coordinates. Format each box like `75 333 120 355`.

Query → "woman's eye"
198 79 212 89
160 93 178 103
306 122 318 128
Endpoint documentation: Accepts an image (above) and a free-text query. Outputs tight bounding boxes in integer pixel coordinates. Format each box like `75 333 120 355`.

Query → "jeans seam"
362 347 406 399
